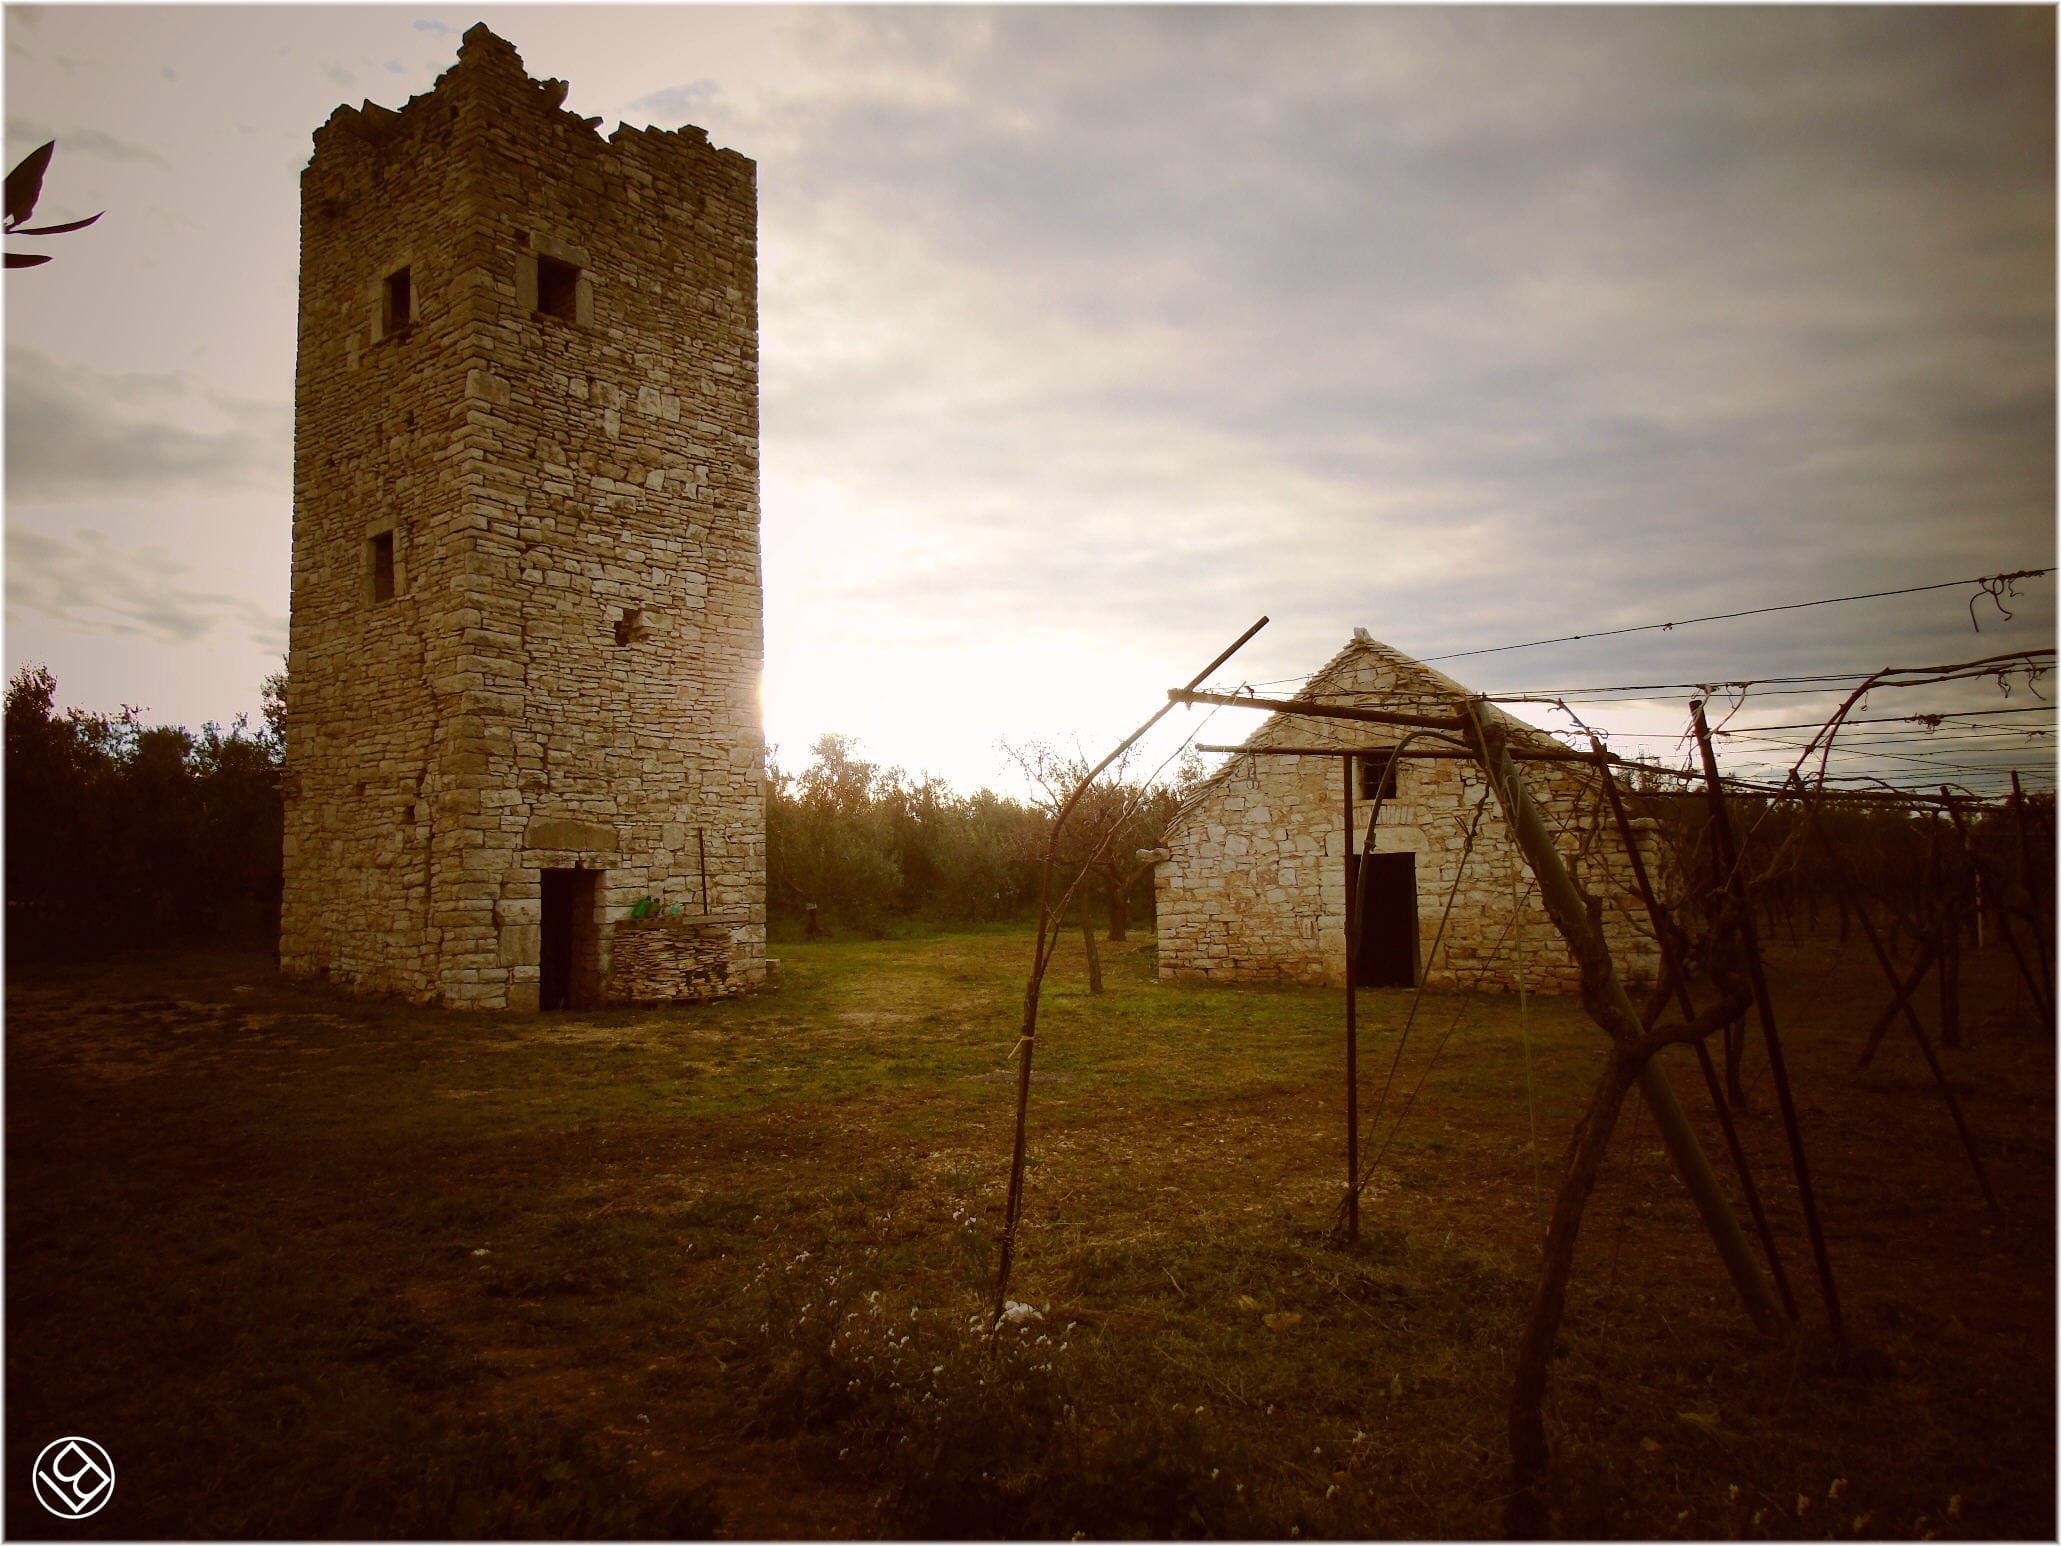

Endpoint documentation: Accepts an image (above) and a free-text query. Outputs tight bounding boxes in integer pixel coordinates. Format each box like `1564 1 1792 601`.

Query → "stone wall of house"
282 25 766 1010
1156 637 1660 993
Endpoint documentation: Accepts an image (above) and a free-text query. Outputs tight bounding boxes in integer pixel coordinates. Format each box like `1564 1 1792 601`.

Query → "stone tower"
282 25 766 1010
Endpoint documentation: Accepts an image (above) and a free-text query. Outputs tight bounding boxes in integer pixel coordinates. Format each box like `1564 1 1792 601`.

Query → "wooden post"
2014 773 2054 973
1466 704 1781 1332
1592 744 1797 1317
1691 700 1845 1347
2009 770 2055 1024
1342 757 1360 1243
1938 787 2047 1026
1800 782 2000 1215
1923 815 1961 1048
993 617 1268 1331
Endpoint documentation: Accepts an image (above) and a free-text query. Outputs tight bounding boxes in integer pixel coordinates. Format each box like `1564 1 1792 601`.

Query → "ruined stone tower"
282 25 766 1010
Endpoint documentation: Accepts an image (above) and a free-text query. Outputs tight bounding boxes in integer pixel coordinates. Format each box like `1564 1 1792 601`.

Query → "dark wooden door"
540 869 576 1010
1353 851 1418 988
540 869 600 1010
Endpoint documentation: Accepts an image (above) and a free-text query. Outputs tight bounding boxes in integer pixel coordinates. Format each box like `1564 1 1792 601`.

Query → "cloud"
756 7 2052 675
6 526 286 651
4 116 170 169
5 345 289 502
323 63 353 88
738 5 2057 792
624 79 720 124
411 19 453 36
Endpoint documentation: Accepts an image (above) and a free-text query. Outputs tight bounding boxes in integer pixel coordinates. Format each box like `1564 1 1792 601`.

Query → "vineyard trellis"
988 610 2052 1531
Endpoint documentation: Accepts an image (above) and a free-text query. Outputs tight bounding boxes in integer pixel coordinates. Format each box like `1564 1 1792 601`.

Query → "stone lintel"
522 816 620 853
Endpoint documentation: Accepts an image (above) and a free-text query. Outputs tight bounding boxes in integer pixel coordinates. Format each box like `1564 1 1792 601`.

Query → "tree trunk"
1106 876 1129 942
1080 911 1103 994
1508 1046 1645 1535
1469 706 1771 1531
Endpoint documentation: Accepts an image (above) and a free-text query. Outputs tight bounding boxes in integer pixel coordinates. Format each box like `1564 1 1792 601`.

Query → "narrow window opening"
368 530 397 602
536 254 580 321
401 804 417 825
1357 751 1398 804
383 266 412 334
613 607 645 646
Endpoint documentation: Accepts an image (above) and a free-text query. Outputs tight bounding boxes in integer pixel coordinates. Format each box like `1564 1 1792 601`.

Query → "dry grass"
5 924 2051 1538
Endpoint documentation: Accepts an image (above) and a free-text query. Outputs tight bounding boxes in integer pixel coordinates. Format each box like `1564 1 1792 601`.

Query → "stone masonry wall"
283 26 765 1009
604 915 746 1005
1156 636 1660 993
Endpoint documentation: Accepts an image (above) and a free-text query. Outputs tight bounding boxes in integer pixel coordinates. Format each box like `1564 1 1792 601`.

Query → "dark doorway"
1351 851 1418 988
540 867 601 1010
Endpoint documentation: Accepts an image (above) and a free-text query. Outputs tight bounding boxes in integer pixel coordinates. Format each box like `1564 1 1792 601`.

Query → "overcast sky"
6 5 2054 797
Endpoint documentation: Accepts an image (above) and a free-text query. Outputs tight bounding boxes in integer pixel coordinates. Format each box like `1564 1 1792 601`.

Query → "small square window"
613 607 645 646
368 530 397 603
1357 751 1398 804
536 254 580 321
383 266 412 334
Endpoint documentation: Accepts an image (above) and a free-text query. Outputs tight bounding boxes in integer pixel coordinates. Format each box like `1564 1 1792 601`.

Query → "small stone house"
1156 631 1661 993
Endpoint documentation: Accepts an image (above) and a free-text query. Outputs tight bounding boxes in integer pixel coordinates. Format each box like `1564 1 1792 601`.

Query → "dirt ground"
6 925 2053 1539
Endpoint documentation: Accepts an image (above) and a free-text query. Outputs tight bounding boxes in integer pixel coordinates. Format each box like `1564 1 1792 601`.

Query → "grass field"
6 925 2052 1539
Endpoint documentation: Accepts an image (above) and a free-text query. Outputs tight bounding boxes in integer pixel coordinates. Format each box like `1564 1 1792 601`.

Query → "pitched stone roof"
1167 630 1566 829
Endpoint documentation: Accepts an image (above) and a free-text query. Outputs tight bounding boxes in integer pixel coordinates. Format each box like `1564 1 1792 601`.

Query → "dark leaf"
5 252 53 268
5 141 55 228
13 211 101 236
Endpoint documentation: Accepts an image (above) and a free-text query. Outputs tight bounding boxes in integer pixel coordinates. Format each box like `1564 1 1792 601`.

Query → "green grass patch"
6 928 2052 1538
